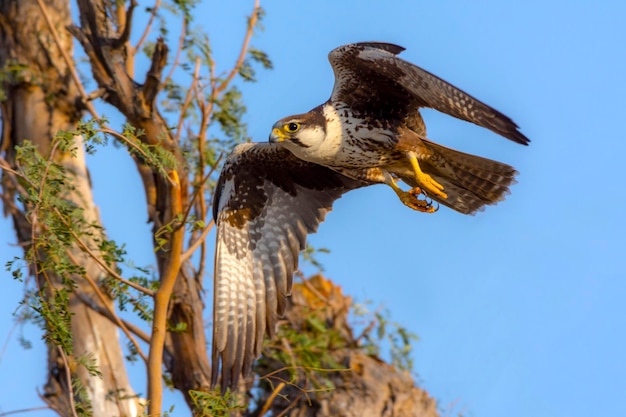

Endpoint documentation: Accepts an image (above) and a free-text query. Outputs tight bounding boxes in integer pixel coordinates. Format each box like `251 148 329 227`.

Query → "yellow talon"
407 152 448 200
400 188 438 213
381 170 439 213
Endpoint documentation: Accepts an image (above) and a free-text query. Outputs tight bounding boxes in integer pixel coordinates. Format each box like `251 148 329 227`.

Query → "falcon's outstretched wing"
328 42 530 145
211 143 367 391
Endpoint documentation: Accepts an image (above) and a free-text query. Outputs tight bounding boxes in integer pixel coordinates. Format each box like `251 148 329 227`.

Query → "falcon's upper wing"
328 42 530 145
211 143 367 391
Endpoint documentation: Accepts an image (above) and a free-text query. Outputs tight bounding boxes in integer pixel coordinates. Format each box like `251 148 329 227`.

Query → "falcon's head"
268 105 329 162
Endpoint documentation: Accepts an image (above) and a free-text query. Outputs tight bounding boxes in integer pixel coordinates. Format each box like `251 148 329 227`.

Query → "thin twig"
258 382 286 417
31 140 63 291
0 319 18 366
68 227 155 297
213 0 260 97
161 15 188 93
133 0 162 54
261 365 351 385
99 128 153 164
58 346 80 417
181 152 223 225
180 219 214 264
179 153 223 265
0 156 35 201
0 406 52 417
174 56 201 144
274 392 303 417
0 156 20 176
353 304 385 346
300 276 330 304
197 0 260 127
66 251 148 363
75 291 151 344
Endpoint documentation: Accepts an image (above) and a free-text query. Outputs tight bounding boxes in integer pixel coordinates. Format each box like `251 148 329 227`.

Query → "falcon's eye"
284 122 300 133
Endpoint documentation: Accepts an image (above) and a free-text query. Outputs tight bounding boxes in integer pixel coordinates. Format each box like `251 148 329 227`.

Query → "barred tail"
400 139 519 215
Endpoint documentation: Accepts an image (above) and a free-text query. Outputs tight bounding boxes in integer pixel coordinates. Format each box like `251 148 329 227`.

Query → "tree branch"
180 219 214 264
214 0 260 96
66 250 149 363
133 0 162 54
143 37 168 108
57 346 80 417
75 291 152 345
161 15 188 95
173 56 200 145
68 227 155 297
147 170 184 416
112 0 136 48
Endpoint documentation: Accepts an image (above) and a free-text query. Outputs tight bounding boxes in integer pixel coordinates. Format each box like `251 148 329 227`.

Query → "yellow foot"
398 188 438 213
408 153 448 200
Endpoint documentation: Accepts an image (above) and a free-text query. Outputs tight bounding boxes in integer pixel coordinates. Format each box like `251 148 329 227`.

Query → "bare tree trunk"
0 1 139 415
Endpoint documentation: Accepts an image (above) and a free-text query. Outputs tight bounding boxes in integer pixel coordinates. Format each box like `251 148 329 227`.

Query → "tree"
0 1 439 416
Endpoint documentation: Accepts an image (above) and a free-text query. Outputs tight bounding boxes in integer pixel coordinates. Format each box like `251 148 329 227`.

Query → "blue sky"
1 1 625 416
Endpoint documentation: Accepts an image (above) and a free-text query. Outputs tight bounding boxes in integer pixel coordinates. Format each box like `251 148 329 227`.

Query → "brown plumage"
211 42 529 392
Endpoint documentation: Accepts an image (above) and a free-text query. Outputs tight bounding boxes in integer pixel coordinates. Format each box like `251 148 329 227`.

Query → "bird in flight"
211 42 529 391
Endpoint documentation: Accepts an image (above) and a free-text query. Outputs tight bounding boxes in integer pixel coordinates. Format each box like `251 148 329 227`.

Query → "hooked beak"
269 127 287 144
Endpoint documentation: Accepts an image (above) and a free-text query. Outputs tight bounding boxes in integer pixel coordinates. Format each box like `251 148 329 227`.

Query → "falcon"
211 42 529 391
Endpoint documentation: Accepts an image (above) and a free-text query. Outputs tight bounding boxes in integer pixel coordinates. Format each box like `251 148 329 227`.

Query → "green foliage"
238 48 274 82
1 2 278 416
77 119 109 154
301 244 331 272
0 60 29 101
8 133 103 415
5 257 25 281
251 6 267 32
171 0 200 19
0 2 423 416
71 375 94 416
249 47 273 70
5 120 170 414
212 86 248 144
352 301 419 373
117 123 179 178
104 271 155 322
188 390 246 417
259 304 346 391
258 287 420 397
31 288 73 354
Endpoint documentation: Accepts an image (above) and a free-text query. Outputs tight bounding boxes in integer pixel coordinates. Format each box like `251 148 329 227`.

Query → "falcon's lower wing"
211 143 367 391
